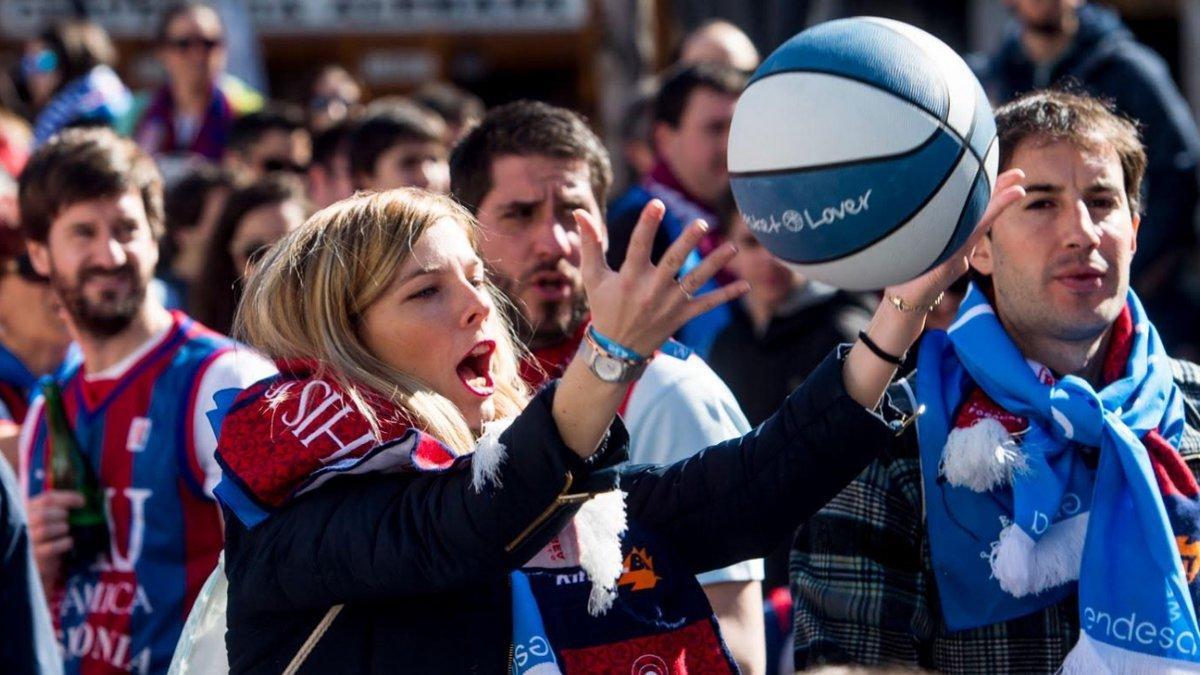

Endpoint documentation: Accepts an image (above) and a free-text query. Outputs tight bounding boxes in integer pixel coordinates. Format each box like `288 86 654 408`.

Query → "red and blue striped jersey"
20 311 275 674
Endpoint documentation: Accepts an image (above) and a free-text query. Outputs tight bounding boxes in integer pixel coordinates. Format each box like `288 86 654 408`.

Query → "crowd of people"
1 1 1200 674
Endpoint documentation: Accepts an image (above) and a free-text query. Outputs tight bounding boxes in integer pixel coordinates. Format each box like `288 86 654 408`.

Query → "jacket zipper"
505 471 596 553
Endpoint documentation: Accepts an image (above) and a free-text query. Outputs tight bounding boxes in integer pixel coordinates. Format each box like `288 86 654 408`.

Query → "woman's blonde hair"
234 188 529 454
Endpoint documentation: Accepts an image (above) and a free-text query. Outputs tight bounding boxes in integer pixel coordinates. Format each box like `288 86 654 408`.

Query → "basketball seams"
749 136 972 266
728 126 942 179
801 148 981 286
728 71 942 173
742 68 990 176
858 16 953 128
929 167 990 272
732 17 998 289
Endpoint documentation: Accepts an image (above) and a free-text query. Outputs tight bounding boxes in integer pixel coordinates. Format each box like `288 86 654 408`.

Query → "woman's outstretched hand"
551 200 747 459
843 168 1026 410
574 199 749 357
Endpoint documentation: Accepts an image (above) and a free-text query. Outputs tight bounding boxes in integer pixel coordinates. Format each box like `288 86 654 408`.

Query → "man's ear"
970 230 994 276
1130 212 1140 255
27 239 51 276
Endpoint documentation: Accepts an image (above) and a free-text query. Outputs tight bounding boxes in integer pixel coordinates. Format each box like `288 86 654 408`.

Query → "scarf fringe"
942 418 1027 492
572 490 628 616
1063 631 1200 674
990 514 1088 597
471 417 516 492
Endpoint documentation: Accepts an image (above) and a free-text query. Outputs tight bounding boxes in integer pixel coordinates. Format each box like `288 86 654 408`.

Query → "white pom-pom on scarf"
471 417 516 492
989 513 1088 597
573 490 629 616
942 418 1027 492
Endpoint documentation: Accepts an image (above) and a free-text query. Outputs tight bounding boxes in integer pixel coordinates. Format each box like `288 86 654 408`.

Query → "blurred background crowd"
0 1 1198 672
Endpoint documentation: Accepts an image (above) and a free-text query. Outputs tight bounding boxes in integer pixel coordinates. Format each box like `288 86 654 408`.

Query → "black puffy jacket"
222 350 891 673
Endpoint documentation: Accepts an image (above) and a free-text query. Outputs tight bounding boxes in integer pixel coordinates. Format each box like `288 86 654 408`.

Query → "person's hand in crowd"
574 198 748 357
27 489 84 595
844 169 1026 410
551 199 748 459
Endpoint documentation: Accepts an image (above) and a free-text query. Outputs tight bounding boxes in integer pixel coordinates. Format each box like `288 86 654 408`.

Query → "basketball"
728 17 998 291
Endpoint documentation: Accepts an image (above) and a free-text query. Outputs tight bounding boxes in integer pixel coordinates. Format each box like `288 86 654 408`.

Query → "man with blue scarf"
792 89 1200 673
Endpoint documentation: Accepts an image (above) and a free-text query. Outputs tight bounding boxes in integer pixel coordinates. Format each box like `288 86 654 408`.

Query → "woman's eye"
408 286 438 300
471 276 486 288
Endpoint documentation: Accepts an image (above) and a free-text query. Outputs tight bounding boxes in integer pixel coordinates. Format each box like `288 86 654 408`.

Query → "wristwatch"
578 332 650 383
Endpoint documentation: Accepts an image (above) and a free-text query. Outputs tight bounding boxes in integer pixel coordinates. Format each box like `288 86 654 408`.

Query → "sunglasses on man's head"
165 36 223 52
4 254 48 284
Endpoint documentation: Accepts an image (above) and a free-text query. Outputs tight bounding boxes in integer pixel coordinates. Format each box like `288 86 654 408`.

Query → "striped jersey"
19 311 275 674
0 342 81 433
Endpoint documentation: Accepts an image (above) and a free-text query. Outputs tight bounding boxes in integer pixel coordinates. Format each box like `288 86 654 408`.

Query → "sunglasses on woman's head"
165 36 223 52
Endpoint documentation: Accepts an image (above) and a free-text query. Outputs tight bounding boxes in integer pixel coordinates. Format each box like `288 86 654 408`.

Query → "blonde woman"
209 188 978 674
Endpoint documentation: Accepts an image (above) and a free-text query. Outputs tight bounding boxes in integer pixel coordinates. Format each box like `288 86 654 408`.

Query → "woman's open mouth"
456 340 496 398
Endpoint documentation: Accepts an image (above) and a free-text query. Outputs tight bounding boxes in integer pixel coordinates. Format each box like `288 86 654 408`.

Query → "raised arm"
621 169 1027 574
551 200 747 456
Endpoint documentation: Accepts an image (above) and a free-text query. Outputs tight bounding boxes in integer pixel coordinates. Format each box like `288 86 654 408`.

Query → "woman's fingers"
654 219 709 284
684 280 751 322
676 241 739 302
622 199 666 271
573 209 610 289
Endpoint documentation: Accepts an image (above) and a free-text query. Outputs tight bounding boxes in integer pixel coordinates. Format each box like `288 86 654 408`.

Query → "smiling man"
17 128 274 675
791 91 1200 673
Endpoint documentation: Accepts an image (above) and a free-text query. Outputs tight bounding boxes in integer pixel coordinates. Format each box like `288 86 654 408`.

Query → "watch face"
595 355 624 381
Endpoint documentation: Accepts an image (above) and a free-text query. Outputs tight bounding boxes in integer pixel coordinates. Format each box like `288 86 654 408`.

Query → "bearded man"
18 128 274 675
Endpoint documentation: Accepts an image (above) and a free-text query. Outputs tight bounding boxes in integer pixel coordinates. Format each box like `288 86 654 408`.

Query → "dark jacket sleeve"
618 347 896 576
225 383 627 612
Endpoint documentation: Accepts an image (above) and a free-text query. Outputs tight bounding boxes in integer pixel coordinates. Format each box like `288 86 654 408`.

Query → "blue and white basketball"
728 17 998 290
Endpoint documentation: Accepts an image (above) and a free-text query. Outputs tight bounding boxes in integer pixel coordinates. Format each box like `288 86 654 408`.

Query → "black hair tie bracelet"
857 330 906 367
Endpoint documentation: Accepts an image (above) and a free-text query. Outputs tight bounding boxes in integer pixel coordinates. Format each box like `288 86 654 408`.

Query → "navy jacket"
222 349 890 673
974 4 1200 317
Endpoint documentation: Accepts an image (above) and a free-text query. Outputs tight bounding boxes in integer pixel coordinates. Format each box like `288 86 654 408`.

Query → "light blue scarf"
916 284 1200 670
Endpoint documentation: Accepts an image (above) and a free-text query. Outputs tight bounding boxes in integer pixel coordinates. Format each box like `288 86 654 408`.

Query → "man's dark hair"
348 102 445 181
226 103 306 156
156 2 222 44
449 100 613 214
41 19 117 86
19 127 163 242
996 90 1147 214
653 62 746 128
412 82 485 131
311 119 354 171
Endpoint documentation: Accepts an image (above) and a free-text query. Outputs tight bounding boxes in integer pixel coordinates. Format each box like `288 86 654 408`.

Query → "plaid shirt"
791 358 1200 673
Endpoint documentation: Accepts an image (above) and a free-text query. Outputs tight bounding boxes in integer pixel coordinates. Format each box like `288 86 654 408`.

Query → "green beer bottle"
41 381 109 572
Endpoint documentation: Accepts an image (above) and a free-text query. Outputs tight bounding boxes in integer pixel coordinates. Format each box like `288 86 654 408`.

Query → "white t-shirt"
623 350 764 585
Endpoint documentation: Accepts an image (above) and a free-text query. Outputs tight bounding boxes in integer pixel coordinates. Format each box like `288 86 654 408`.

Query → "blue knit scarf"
916 284 1200 670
